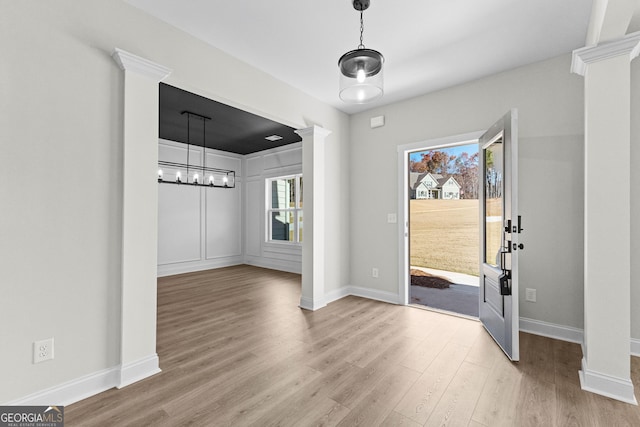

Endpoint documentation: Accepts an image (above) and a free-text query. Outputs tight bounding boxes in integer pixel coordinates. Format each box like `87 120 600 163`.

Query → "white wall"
244 143 303 273
349 54 588 331
157 140 243 277
631 59 640 341
0 0 349 403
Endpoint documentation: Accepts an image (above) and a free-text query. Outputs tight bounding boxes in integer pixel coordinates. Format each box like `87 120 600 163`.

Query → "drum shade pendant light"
338 0 384 104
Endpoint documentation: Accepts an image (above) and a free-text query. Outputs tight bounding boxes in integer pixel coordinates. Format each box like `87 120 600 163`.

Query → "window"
267 174 303 243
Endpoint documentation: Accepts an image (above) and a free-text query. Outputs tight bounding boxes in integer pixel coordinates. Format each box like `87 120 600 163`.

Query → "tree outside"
410 145 480 199
409 144 480 276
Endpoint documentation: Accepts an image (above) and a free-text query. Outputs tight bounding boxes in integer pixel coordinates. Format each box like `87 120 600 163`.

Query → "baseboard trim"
3 366 120 406
579 358 638 405
299 296 326 311
519 317 584 344
4 354 161 406
314 285 399 308
243 257 301 275
326 291 640 359
118 354 161 389
323 287 351 306
348 286 401 305
157 258 243 277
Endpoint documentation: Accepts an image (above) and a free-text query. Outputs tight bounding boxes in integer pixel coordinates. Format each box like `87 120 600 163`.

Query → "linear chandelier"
157 111 235 188
338 0 384 104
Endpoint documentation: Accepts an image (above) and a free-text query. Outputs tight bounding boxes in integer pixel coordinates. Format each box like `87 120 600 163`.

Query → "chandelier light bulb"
193 173 199 184
158 169 163 180
356 67 366 83
176 171 182 183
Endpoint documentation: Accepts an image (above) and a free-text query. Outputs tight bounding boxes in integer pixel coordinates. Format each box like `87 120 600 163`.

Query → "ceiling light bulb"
357 68 366 83
193 173 199 184
158 169 163 180
209 175 214 184
176 171 182 183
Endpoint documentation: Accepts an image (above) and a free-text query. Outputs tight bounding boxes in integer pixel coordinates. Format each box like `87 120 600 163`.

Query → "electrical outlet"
525 288 537 303
372 268 379 278
34 338 54 364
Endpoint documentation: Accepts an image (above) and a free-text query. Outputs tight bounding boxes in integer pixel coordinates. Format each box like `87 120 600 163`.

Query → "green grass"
410 199 480 276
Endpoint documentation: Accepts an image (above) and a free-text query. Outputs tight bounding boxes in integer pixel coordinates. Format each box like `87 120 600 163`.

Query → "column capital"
112 48 172 81
571 31 640 76
295 125 332 140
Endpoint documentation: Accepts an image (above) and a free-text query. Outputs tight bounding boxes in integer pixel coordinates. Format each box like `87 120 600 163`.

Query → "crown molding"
571 31 640 76
295 125 332 139
112 48 172 81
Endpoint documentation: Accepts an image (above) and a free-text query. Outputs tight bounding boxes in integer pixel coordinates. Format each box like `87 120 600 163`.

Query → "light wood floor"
66 265 640 426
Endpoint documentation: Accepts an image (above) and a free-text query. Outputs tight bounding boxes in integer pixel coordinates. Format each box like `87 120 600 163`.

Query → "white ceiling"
126 0 594 115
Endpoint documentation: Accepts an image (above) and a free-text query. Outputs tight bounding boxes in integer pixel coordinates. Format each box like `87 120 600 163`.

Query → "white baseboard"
323 286 351 305
304 285 398 310
118 354 161 389
580 358 638 405
519 317 584 344
324 291 640 360
157 257 243 277
348 286 401 305
243 257 301 274
3 366 120 406
299 296 326 311
3 354 161 407
520 317 640 359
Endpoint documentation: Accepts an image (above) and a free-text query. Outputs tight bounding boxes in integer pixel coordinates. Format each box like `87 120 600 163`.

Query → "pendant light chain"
186 112 191 182
358 10 365 49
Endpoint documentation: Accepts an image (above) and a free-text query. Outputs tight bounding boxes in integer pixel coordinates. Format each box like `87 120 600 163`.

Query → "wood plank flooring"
66 265 640 426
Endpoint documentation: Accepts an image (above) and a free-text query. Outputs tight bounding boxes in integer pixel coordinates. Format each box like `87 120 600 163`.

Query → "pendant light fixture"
338 0 384 104
157 111 235 188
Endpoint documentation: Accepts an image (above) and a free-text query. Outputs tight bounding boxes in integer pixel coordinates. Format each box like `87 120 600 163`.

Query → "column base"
579 358 637 405
118 354 161 389
299 296 326 311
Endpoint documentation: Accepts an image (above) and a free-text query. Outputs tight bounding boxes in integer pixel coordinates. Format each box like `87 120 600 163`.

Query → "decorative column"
296 125 332 311
572 32 640 404
112 48 171 387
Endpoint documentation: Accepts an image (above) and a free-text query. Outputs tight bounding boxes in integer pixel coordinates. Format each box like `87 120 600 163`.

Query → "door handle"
512 243 524 250
499 270 511 295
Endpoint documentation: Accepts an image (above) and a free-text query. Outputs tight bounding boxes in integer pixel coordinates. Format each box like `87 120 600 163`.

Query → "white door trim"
396 131 484 305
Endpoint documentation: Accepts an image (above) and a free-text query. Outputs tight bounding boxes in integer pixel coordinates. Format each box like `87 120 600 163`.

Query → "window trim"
266 174 303 244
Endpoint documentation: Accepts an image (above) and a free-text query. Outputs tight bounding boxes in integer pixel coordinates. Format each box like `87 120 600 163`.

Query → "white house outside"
409 172 462 199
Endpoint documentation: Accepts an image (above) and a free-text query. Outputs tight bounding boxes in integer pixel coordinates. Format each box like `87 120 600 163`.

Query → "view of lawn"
410 199 489 276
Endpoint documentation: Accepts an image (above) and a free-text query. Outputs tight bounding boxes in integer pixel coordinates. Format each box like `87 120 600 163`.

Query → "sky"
409 143 478 163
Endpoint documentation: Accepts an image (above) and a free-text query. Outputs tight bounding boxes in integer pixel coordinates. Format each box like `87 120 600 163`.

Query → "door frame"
396 131 484 305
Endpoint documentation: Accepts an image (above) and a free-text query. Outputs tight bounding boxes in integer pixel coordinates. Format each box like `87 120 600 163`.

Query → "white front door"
479 109 520 361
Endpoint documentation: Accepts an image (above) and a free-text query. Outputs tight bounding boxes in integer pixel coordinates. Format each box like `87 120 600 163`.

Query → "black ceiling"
159 83 301 155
